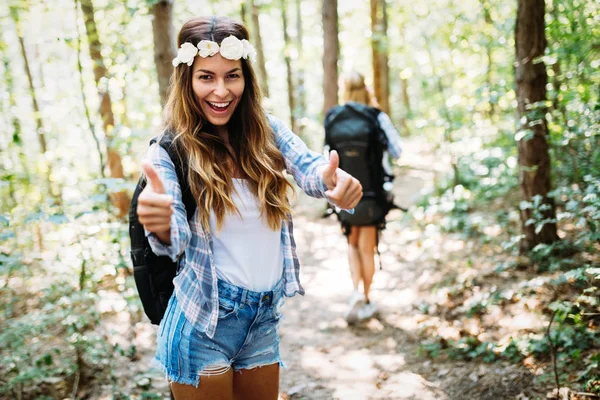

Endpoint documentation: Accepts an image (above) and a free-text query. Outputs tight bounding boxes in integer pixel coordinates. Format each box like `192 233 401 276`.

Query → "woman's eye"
198 75 212 80
227 74 240 79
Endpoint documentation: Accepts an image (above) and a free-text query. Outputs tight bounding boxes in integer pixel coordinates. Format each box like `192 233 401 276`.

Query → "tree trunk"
80 0 130 218
480 0 495 116
10 6 47 154
1 26 29 185
249 0 269 97
280 0 296 131
397 24 411 136
34 44 46 94
151 0 176 107
294 0 306 136
10 5 60 202
240 0 249 26
515 0 559 251
370 0 390 114
74 0 105 177
121 72 131 128
322 0 339 116
399 77 410 135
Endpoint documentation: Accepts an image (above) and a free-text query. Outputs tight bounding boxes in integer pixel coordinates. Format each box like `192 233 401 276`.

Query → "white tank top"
209 179 283 292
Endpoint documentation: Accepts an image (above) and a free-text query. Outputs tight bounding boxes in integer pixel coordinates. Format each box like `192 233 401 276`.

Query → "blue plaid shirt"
145 115 330 338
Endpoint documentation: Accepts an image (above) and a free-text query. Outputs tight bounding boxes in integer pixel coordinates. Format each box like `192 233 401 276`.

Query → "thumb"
142 161 166 194
324 150 339 179
322 150 339 189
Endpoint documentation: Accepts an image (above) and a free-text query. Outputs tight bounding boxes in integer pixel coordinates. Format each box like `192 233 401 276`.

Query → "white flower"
219 36 244 60
172 36 256 67
241 39 257 62
172 42 198 67
197 40 219 58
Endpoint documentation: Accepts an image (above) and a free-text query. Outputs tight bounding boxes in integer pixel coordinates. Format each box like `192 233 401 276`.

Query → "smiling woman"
134 15 363 400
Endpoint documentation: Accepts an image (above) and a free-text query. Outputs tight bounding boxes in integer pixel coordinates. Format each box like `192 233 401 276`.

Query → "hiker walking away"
135 16 362 399
324 71 403 325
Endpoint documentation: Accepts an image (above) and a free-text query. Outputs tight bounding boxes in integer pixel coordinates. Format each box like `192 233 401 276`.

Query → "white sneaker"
357 302 378 321
346 291 365 324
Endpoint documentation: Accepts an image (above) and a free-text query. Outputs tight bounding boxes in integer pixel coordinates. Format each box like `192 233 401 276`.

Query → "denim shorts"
153 278 285 387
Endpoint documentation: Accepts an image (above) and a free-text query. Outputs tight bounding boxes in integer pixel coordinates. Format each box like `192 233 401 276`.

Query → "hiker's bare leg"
347 226 362 290
233 363 280 400
358 226 377 302
170 367 233 400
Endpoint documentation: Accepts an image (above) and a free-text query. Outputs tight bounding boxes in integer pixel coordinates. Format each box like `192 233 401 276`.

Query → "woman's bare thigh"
358 226 377 253
233 363 280 400
171 367 234 400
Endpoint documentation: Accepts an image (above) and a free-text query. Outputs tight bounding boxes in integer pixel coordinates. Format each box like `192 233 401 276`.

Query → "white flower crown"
172 35 257 67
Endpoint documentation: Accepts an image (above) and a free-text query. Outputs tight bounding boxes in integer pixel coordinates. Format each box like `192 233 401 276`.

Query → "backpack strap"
149 133 196 221
324 105 344 147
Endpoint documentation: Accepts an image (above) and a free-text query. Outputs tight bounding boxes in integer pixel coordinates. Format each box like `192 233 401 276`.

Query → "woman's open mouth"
206 100 232 114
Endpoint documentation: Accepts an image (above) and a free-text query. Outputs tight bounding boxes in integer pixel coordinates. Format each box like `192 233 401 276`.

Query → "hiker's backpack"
324 102 394 227
128 134 196 325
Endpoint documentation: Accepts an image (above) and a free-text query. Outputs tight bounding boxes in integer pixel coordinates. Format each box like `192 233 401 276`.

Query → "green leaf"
515 129 534 141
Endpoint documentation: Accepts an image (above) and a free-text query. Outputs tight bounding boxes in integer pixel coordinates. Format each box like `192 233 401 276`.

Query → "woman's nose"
213 79 229 97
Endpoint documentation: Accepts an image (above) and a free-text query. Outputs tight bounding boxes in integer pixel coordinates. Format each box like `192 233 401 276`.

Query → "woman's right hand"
137 162 173 244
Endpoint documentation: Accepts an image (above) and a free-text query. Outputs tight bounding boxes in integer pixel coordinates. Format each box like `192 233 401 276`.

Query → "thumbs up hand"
321 150 362 210
137 162 173 243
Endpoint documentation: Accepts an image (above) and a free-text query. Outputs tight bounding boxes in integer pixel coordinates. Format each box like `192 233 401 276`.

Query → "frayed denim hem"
152 356 201 388
233 357 286 372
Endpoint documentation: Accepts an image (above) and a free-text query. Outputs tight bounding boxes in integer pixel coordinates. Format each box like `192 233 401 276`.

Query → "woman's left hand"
321 150 363 209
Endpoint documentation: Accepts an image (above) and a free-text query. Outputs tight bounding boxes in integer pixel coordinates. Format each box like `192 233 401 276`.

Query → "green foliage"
448 337 498 363
530 240 580 272
553 177 600 248
520 194 558 236
420 336 511 364
421 322 598 369
500 339 525 363
0 179 135 397
581 352 600 394
417 341 444 359
527 326 597 363
412 1 599 394
0 283 113 397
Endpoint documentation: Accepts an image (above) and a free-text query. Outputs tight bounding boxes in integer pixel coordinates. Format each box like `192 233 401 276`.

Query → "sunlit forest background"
1 0 598 399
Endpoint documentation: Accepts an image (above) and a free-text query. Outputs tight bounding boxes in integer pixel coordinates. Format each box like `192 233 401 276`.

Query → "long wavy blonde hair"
161 16 293 231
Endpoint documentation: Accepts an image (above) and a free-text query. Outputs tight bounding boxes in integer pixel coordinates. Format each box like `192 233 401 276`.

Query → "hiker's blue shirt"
145 115 333 338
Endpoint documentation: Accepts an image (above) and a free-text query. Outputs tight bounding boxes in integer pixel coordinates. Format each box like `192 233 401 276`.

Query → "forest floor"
99 137 559 400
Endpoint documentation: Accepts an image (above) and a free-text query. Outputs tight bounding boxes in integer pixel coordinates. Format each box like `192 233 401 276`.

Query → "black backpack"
324 102 394 227
128 133 196 325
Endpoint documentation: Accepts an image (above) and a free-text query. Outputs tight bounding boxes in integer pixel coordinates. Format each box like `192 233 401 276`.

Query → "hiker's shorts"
153 278 285 387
